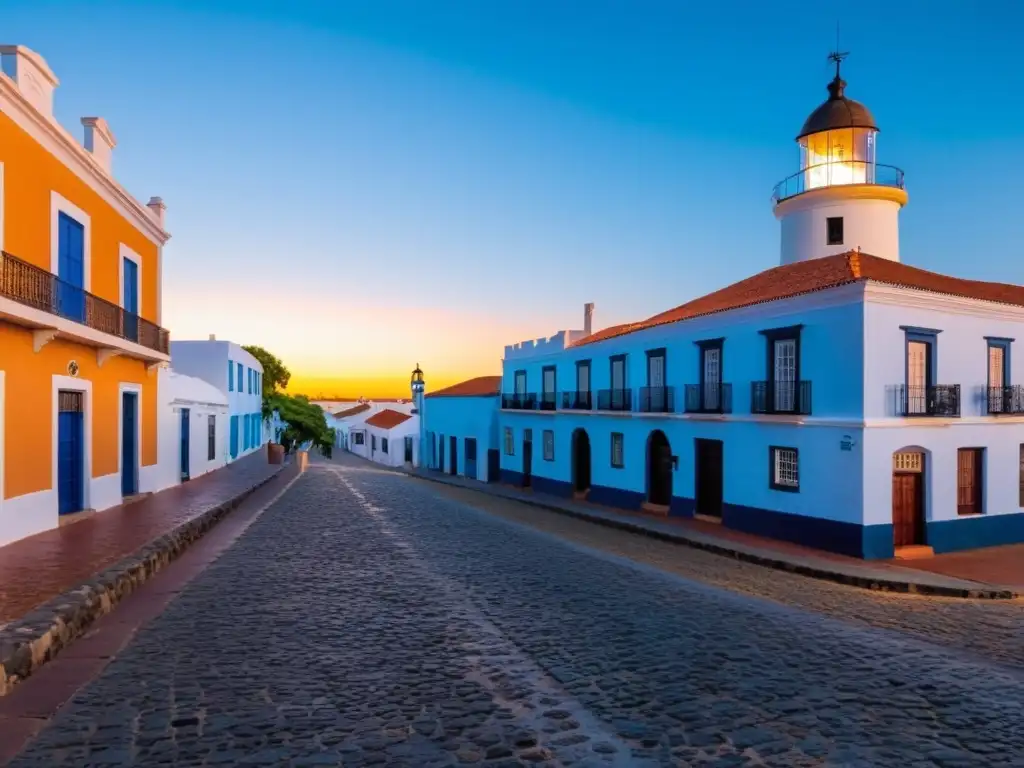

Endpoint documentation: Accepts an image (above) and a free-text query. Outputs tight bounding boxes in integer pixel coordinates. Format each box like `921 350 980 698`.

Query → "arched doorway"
572 428 591 496
647 430 673 507
892 448 927 548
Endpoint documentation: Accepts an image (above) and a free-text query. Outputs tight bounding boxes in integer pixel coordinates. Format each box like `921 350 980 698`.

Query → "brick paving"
897 544 1024 590
0 450 279 624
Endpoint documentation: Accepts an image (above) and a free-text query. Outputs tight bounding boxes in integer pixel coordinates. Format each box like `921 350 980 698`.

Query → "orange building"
0 45 170 546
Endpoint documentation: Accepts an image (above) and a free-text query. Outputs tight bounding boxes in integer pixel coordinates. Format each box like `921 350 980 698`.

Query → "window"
230 415 239 458
957 448 984 515
465 437 477 461
504 427 514 455
611 432 624 468
770 446 799 491
542 366 556 395
208 415 216 461
901 327 940 415
646 348 665 387
1020 445 1024 507
610 355 626 390
542 430 554 461
228 360 234 392
697 338 723 411
514 370 527 394
237 363 243 391
353 432 364 446
760 325 802 413
576 360 590 394
372 435 377 451
382 437 389 454
987 339 1011 413
826 216 844 245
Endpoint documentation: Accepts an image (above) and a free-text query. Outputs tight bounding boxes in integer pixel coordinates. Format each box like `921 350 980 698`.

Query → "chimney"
147 196 167 228
583 302 594 336
81 117 116 173
0 45 59 118
208 334 217 341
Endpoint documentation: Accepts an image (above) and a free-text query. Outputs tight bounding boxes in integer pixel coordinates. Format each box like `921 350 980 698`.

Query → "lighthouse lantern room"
774 52 908 266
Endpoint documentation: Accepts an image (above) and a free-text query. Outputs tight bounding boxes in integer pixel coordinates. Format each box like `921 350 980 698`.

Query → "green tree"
243 345 291 398
266 392 335 458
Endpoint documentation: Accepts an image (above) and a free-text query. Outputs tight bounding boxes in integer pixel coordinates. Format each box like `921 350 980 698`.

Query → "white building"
351 408 419 468
169 337 266 462
155 368 229 490
427 55 1024 560
330 403 372 450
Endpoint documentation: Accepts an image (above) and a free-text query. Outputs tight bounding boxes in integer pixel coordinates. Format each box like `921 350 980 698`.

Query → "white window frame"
50 191 92 290
771 446 799 490
51 374 94 511
118 243 142 313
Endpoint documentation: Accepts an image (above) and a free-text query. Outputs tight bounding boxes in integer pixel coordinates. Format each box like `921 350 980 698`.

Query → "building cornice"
865 283 1024 322
773 183 908 219
0 74 170 245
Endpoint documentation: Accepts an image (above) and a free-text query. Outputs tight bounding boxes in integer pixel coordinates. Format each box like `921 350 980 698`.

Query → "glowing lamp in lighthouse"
410 363 424 394
773 54 908 266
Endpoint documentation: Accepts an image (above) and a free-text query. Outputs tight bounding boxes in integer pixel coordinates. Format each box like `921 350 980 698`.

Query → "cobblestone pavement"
426 480 1024 675
11 461 1024 766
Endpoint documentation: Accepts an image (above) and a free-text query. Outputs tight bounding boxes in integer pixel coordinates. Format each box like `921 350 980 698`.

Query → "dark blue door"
57 212 85 323
57 391 84 515
121 392 138 496
180 408 191 482
123 257 139 342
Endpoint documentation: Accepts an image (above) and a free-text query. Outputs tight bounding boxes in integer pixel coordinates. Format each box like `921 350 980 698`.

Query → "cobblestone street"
10 459 1024 767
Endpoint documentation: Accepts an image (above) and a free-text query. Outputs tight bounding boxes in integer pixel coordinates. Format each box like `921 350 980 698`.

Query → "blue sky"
4 0 1022 395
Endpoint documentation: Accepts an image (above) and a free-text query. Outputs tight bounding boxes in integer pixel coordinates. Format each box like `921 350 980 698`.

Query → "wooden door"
695 439 723 518
449 436 458 475
892 472 924 547
648 431 672 506
57 391 84 515
522 432 533 487
57 213 86 322
957 448 983 516
178 406 190 484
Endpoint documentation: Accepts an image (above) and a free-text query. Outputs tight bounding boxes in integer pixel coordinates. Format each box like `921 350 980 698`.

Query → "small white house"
156 368 230 490
353 408 420 467
169 337 266 463
330 403 372 449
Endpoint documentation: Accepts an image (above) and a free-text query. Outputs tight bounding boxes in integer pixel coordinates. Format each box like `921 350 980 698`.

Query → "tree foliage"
243 345 291 398
244 345 333 456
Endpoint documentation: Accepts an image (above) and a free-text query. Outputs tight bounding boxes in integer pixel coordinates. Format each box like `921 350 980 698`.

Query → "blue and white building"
169 337 266 463
427 59 1024 560
422 376 502 482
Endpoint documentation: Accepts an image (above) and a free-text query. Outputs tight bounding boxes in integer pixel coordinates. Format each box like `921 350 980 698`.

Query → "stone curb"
405 471 1018 601
0 466 285 697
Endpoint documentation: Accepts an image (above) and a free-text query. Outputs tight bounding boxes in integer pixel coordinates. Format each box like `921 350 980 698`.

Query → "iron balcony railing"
539 391 558 411
985 385 1024 415
502 393 537 410
893 384 961 417
751 380 812 415
772 161 905 203
0 250 169 354
597 387 632 412
638 386 674 414
561 390 593 410
684 382 733 414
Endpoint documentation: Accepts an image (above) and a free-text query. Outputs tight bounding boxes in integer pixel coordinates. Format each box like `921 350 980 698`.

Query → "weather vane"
828 22 849 78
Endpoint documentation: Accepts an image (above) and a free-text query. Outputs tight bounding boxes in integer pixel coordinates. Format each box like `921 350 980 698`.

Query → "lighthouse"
773 52 908 265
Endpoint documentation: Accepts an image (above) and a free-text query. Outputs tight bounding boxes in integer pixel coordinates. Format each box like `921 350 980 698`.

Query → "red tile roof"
574 251 1024 347
364 408 413 430
332 404 371 419
425 375 502 399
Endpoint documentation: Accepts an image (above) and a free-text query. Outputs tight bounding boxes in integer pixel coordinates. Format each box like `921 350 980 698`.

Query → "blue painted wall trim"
928 513 1024 554
723 503 895 559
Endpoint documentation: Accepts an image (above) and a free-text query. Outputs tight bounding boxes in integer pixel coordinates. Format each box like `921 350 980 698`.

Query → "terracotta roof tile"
332 404 371 419
364 408 413 430
573 251 1024 347
425 375 502 399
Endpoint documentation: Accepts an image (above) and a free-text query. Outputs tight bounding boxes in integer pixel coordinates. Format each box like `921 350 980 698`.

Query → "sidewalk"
0 451 285 695
405 468 1018 600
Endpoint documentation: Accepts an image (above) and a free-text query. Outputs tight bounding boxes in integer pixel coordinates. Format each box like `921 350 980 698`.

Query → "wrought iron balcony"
638 386 675 414
502 393 537 410
597 388 632 412
684 383 733 414
0 250 169 355
892 384 961 417
772 161 905 203
985 385 1024 415
539 392 558 411
561 390 593 410
751 380 812 415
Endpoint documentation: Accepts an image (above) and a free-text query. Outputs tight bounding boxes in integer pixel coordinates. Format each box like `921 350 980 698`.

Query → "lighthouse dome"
796 74 878 140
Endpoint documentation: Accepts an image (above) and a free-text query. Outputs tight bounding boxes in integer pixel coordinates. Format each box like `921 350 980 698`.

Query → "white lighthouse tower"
410 363 425 468
773 52 908 265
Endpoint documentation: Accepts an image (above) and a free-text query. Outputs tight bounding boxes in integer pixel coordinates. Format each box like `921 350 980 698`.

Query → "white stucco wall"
363 416 420 468
778 195 902 265
155 368 229 492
